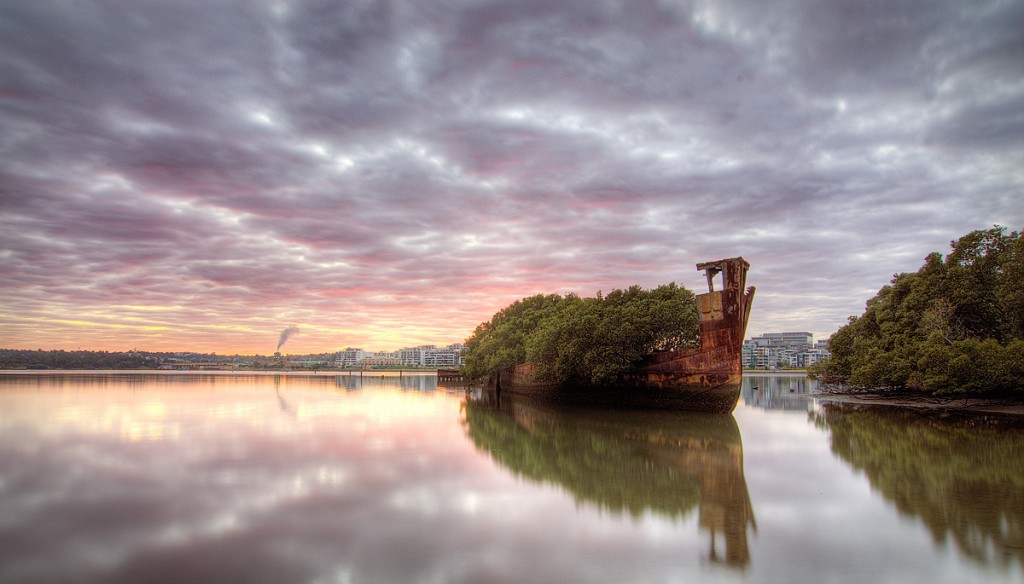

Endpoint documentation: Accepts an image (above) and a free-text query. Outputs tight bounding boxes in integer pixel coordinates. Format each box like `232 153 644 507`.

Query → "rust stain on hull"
498 257 755 413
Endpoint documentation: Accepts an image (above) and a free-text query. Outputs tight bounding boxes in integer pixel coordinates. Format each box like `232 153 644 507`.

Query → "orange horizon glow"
2 268 853 354
0 286 554 355
2 1 1021 367
0 314 484 355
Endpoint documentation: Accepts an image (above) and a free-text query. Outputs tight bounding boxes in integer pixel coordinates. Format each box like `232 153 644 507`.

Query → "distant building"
800 348 830 368
743 332 829 369
399 346 428 366
336 348 365 367
361 354 401 368
335 343 465 368
424 344 465 367
760 332 813 351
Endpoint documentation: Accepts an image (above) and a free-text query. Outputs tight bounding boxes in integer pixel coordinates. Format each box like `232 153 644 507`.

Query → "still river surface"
0 372 1020 584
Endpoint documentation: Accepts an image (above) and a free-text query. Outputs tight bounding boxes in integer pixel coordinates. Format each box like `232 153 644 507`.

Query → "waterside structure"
489 257 755 413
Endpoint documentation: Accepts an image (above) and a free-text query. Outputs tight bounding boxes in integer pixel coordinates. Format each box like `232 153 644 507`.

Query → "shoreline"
0 369 441 376
3 369 1021 416
812 391 1024 417
744 370 1024 417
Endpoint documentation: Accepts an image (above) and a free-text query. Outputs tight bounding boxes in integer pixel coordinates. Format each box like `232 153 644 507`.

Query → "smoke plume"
276 326 300 351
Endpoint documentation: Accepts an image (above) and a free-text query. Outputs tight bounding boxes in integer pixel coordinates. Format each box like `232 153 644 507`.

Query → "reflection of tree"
816 403 1024 569
462 393 756 568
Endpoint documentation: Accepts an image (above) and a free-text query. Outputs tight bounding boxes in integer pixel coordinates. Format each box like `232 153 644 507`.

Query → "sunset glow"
1 1 1022 354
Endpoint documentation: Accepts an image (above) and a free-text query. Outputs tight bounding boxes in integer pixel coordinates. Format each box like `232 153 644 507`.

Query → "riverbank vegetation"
461 284 700 385
811 226 1023 396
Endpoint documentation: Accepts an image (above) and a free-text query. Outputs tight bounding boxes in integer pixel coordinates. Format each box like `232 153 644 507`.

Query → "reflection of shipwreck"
462 392 757 568
492 258 755 413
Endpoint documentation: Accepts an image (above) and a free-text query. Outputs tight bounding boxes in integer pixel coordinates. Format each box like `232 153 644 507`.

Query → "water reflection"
742 374 818 411
0 374 474 584
815 402 1024 569
5 373 1018 582
462 391 756 568
328 372 439 392
0 371 441 393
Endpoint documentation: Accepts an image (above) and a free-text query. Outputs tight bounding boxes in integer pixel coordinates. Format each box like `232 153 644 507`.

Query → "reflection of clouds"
4 379 727 584
1 374 1011 583
0 375 543 583
389 486 444 516
153 461 355 551
733 400 1008 583
20 400 182 443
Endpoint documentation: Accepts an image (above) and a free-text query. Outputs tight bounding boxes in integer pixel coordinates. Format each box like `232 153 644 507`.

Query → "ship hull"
491 257 755 414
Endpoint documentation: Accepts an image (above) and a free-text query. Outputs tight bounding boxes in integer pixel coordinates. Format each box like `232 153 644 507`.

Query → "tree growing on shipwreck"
460 283 702 387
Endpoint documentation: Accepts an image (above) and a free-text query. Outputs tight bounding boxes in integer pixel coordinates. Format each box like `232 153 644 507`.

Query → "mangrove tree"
461 283 700 385
812 226 1024 395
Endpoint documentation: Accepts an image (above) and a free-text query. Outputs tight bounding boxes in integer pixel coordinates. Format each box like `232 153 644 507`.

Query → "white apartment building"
400 347 427 366
336 344 465 368
336 348 366 367
743 332 830 369
424 344 464 367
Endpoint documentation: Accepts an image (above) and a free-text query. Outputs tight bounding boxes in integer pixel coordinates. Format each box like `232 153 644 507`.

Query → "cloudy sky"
1 0 1022 354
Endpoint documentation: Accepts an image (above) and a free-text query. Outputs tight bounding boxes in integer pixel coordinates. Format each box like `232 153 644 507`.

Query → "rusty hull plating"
632 257 755 388
499 257 755 413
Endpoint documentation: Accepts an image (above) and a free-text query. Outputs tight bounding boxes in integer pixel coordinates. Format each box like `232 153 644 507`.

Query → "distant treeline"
0 349 333 370
811 226 1023 396
0 349 164 370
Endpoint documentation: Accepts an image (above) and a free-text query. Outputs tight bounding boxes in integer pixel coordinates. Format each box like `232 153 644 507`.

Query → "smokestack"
276 326 300 351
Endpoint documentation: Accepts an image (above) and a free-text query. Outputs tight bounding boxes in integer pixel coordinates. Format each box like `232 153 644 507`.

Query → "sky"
1 0 1022 355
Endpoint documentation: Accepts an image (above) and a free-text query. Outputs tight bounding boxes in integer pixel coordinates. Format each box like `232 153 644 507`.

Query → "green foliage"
814 226 1024 395
0 349 161 369
461 293 567 380
461 283 699 385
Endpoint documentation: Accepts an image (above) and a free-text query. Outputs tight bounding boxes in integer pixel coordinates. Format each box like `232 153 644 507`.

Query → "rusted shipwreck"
489 257 755 413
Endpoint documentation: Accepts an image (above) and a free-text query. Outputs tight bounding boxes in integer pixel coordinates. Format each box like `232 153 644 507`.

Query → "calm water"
0 372 1020 584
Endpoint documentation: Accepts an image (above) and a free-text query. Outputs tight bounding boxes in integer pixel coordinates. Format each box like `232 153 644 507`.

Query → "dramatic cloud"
1 0 1022 352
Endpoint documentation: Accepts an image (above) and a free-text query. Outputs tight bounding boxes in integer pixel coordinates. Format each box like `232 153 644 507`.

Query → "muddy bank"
813 391 1024 417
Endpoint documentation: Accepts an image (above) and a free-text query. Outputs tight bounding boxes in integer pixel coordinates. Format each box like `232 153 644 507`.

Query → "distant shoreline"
3 368 813 377
0 369 441 375
4 369 1019 416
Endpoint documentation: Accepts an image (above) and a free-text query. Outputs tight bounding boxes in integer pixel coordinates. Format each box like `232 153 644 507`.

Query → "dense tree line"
812 226 1024 395
0 349 276 369
0 349 163 370
461 283 700 385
